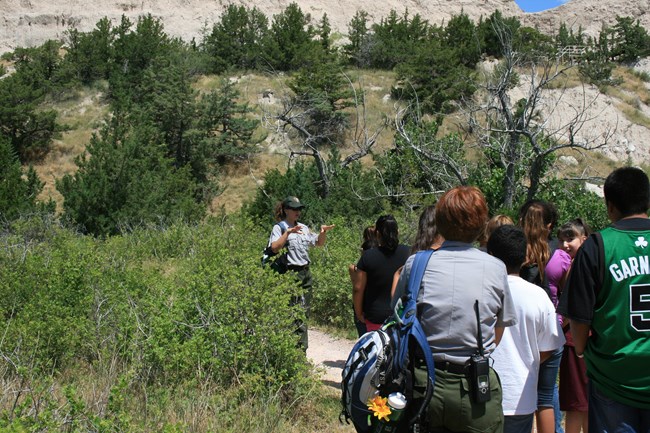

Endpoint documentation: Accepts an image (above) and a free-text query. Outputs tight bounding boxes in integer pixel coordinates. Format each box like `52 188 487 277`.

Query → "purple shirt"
545 249 572 324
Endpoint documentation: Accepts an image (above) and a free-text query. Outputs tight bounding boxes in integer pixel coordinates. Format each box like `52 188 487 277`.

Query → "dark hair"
273 201 285 221
361 226 378 251
375 215 399 251
411 204 438 253
558 218 591 240
604 167 650 217
487 225 527 273
436 186 488 243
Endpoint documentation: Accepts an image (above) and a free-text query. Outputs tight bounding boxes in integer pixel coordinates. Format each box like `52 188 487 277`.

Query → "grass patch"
619 103 650 128
631 68 650 83
554 147 619 180
608 66 650 105
1 363 354 433
34 86 110 211
542 63 583 89
595 66 650 129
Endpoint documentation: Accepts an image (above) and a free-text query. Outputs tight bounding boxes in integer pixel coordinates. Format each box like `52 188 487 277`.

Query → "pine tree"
57 119 204 236
0 136 52 220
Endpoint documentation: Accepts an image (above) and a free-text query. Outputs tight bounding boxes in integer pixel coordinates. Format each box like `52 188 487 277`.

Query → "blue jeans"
554 384 564 433
539 347 564 433
589 382 650 433
504 414 534 433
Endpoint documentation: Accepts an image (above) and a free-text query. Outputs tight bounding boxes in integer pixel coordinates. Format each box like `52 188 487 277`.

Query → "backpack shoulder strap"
406 249 434 301
266 222 289 249
396 249 436 429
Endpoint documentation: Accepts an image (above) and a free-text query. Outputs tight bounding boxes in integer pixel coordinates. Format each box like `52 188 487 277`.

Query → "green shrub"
0 217 311 390
309 217 365 331
244 159 387 227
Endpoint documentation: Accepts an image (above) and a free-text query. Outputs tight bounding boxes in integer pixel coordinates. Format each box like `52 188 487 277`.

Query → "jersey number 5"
630 284 650 331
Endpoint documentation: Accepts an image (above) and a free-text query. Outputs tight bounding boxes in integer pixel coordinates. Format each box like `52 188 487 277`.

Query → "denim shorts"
504 414 534 433
589 382 650 433
538 347 562 407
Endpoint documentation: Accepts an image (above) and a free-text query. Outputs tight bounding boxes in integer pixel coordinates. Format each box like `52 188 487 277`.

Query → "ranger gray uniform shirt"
395 241 516 365
269 221 318 267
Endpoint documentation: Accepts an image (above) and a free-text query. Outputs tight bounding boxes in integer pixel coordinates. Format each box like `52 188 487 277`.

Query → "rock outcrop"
3 0 649 55
522 0 650 39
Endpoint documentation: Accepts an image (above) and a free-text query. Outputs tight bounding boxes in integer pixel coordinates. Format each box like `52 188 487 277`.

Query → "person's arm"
349 263 364 287
270 224 302 253
349 263 359 284
316 224 335 246
353 271 367 323
558 235 599 356
390 266 404 298
391 259 412 309
539 350 553 364
494 326 505 346
570 321 590 356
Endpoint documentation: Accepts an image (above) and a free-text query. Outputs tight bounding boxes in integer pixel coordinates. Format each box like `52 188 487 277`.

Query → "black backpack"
340 250 436 433
261 221 289 273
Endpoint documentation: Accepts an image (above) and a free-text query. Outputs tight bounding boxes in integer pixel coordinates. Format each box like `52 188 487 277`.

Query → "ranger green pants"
290 267 312 350
415 365 504 433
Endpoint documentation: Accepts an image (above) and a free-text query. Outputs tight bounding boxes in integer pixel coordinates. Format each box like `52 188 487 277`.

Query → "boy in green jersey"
558 167 650 432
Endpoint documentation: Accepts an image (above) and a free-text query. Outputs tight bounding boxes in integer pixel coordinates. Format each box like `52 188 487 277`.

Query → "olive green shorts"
415 365 504 433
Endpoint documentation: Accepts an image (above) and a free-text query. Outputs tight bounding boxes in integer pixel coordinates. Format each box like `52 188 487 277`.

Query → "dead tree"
261 73 385 199
462 22 615 209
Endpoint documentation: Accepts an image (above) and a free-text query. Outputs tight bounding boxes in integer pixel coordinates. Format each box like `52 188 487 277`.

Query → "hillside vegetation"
0 215 363 432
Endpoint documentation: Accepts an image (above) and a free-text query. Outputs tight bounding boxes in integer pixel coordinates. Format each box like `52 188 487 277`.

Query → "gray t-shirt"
395 241 516 364
269 221 318 266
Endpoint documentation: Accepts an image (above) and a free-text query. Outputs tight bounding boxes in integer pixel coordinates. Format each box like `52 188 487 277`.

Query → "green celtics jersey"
586 226 650 408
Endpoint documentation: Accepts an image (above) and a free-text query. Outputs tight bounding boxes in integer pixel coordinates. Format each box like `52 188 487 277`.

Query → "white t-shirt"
492 275 565 416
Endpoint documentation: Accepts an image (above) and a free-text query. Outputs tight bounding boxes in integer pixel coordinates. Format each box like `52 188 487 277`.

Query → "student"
488 225 565 433
411 204 444 254
390 204 443 299
354 215 410 332
348 226 378 337
519 200 563 433
553 219 591 433
478 214 514 251
558 167 650 433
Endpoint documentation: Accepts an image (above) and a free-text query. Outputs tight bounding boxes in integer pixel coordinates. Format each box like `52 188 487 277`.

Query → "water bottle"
374 392 407 433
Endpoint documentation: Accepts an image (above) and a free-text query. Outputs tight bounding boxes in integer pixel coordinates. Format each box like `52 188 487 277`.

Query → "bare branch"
258 70 388 198
461 21 617 207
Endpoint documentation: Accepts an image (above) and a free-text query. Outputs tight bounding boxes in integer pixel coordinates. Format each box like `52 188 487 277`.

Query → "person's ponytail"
376 215 399 252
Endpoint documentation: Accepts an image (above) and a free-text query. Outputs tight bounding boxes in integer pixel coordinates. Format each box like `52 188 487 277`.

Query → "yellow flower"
367 395 392 422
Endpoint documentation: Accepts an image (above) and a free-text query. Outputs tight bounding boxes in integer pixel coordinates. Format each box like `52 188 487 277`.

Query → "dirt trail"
307 328 356 390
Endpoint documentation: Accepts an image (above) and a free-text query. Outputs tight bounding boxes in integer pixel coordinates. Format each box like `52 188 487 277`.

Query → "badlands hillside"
2 0 650 209
1 0 649 54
